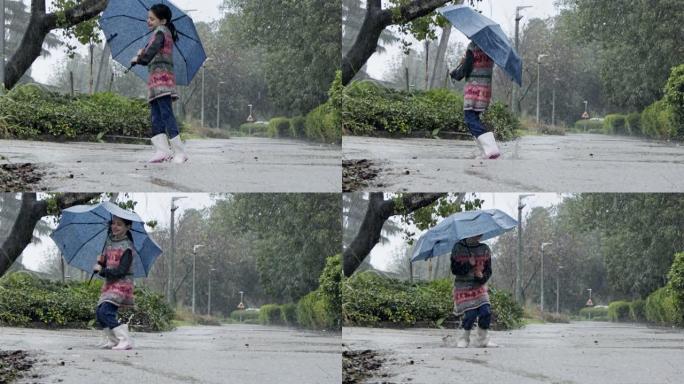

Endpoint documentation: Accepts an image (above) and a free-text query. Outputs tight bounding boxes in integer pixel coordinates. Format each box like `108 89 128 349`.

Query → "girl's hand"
469 257 476 266
131 56 138 65
474 270 483 278
137 49 144 56
97 255 104 264
93 264 102 273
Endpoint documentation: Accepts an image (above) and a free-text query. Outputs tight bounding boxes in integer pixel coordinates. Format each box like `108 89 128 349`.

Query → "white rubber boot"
169 136 188 164
476 132 501 159
111 324 133 350
148 134 172 163
474 328 498 348
456 330 470 348
97 328 118 349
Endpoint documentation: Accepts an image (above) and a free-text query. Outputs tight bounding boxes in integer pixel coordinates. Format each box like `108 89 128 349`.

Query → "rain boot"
476 132 501 159
112 324 133 350
97 328 118 349
474 328 498 348
169 136 188 164
148 134 173 163
456 330 470 348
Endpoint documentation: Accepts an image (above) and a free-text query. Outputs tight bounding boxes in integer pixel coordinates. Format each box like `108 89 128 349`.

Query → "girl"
450 234 497 348
93 216 135 350
454 41 501 159
131 4 188 164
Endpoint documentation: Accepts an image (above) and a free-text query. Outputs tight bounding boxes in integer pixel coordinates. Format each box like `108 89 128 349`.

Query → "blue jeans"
462 304 491 330
96 302 120 329
151 96 179 139
464 110 486 138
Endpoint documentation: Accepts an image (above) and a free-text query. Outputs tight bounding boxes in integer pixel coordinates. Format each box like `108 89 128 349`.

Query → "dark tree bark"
0 193 99 276
343 193 446 277
341 0 462 85
4 0 109 89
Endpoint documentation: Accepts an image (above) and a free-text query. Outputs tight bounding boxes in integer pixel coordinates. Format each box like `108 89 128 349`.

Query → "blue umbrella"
99 0 207 86
50 201 162 278
438 5 523 86
411 209 517 262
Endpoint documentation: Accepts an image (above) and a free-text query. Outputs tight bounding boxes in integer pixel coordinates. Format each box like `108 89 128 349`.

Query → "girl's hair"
150 4 179 42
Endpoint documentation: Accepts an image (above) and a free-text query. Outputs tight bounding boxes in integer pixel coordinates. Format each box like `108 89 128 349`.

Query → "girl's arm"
474 247 493 284
135 31 165 66
451 245 472 276
99 249 133 279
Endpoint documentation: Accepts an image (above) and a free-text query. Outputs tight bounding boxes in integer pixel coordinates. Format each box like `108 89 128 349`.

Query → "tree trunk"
343 193 445 277
4 0 109 90
429 26 451 89
0 193 99 276
341 0 459 85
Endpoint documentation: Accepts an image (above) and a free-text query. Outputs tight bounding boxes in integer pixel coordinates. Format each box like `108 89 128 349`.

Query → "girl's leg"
464 110 486 138
457 308 479 348
149 99 173 163
98 302 120 329
160 96 188 163
476 304 492 329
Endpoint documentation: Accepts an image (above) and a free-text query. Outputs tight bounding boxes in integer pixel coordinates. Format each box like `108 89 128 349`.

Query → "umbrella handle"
88 271 97 285
124 64 136 74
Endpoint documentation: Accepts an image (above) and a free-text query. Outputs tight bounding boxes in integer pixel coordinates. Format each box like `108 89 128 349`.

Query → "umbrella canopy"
50 201 162 278
99 0 207 86
438 5 523 86
411 209 518 262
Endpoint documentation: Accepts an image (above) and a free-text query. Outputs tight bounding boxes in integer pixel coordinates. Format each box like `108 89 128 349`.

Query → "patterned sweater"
463 42 494 112
97 235 135 307
450 240 492 316
137 25 179 103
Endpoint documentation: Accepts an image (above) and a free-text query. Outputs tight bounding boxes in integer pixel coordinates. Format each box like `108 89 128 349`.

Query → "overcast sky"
368 193 567 271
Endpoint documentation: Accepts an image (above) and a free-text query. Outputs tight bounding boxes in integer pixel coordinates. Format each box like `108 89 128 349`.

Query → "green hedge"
603 114 628 135
607 301 631 322
281 303 298 325
229 309 260 323
259 304 283 325
290 116 306 138
641 99 677 139
629 299 646 322
267 117 291 138
0 84 150 140
0 272 173 331
626 112 641 135
295 254 341 330
645 287 678 325
239 122 269 136
342 272 522 330
667 252 684 324
664 64 684 139
578 306 609 320
342 80 518 140
573 119 603 133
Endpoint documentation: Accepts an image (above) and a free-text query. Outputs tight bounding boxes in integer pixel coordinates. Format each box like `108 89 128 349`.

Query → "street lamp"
192 244 205 314
208 267 217 316
246 104 255 123
556 265 564 314
201 57 214 128
217 81 226 129
516 193 535 303
540 242 552 313
168 196 187 304
536 54 549 126
512 5 532 114
1 0 6 93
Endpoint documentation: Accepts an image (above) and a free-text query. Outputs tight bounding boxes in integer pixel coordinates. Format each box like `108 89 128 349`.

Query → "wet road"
342 134 684 192
0 138 341 192
1 324 341 384
343 321 684 384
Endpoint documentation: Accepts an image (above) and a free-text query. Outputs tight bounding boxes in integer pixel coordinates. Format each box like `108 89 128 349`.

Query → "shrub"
603 114 628 135
318 255 342 328
259 304 283 325
626 113 641 135
290 116 307 137
667 252 684 325
640 99 677 139
281 303 298 326
578 306 609 320
0 85 150 140
645 287 678 325
230 309 260 323
0 273 173 331
305 103 341 144
607 301 631 322
663 64 684 138
267 117 291 138
296 291 331 330
574 119 603 133
629 300 646 322
342 272 522 330
239 122 269 136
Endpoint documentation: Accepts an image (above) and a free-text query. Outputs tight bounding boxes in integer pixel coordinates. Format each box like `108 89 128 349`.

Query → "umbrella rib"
52 222 108 235
63 228 108 264
136 0 150 11
111 32 152 59
176 30 202 45
101 15 147 23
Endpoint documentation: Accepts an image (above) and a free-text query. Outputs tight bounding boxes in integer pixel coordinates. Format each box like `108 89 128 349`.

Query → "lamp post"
552 77 560 127
0 0 5 93
540 242 552 313
217 81 226 129
201 57 214 128
583 100 588 132
512 6 532 114
168 196 187 304
536 54 548 126
516 194 535 303
192 244 205 314
208 267 217 316
247 104 255 122
556 265 564 314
